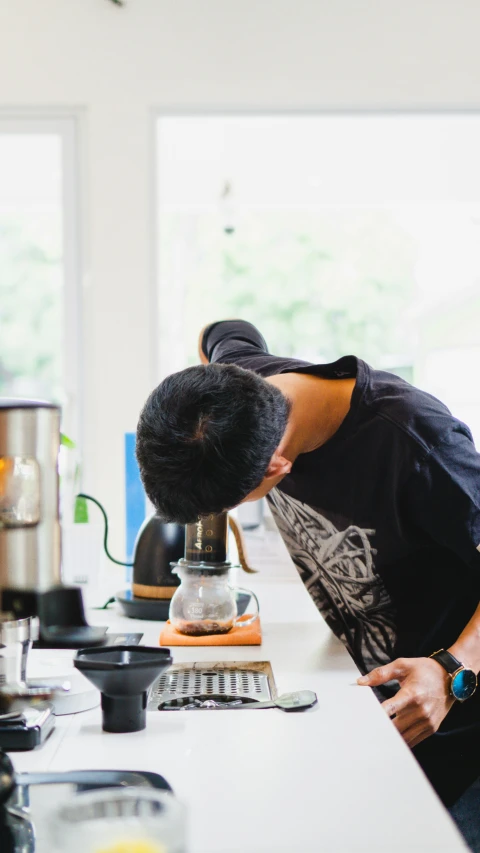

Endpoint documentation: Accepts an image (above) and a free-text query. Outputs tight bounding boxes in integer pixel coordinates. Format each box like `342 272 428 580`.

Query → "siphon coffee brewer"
169 512 259 636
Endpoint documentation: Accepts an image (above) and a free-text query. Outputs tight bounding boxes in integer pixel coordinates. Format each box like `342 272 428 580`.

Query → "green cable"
76 493 134 567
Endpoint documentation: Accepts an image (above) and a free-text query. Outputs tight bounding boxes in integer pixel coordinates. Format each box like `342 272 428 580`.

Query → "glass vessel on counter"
48 787 186 853
169 563 259 636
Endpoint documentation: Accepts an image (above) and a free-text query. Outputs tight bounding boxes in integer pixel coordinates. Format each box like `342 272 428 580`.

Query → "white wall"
1 0 480 555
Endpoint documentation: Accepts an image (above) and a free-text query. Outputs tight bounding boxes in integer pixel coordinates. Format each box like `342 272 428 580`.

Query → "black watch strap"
430 648 463 674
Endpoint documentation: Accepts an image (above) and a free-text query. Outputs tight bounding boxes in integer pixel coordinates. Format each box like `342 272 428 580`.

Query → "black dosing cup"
74 646 172 733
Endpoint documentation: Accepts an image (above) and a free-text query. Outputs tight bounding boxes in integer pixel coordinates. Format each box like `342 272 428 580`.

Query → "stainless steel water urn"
0 400 106 647
0 400 61 595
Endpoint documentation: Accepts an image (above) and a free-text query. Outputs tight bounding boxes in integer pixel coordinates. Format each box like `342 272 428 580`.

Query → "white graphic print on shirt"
267 488 397 673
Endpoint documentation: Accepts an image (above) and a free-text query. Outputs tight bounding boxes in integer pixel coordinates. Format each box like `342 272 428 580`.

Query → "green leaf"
60 433 76 449
74 495 89 524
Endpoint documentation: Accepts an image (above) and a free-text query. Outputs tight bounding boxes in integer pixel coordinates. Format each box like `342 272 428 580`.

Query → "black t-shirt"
202 319 480 805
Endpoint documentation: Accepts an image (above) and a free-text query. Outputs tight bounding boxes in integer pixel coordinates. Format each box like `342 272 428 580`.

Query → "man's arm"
359 425 480 748
198 324 209 364
198 319 270 366
197 319 308 376
358 602 480 748
450 601 480 672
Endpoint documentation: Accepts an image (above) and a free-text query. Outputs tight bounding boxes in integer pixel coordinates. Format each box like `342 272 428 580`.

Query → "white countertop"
16 527 466 853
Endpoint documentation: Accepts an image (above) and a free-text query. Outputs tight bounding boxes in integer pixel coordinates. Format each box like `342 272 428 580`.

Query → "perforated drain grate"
148 661 276 710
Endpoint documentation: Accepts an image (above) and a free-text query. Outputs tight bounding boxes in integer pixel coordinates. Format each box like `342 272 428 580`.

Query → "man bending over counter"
136 319 480 850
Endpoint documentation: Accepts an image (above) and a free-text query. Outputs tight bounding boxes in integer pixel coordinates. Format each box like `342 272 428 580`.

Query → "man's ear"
265 452 292 480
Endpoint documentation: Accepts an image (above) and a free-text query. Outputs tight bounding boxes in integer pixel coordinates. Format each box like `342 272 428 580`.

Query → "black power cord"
76 493 134 567
93 596 116 611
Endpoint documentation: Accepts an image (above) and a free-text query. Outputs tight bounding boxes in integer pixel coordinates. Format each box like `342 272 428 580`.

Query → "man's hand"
357 657 455 748
198 325 209 364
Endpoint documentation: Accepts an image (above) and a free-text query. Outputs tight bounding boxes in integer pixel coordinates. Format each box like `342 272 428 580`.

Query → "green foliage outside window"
161 208 418 371
0 214 63 400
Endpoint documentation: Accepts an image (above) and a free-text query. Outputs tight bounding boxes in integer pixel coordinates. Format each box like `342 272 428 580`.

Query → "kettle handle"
228 516 258 574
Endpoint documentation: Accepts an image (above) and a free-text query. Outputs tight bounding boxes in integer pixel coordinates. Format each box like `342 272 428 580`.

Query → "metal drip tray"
148 661 277 710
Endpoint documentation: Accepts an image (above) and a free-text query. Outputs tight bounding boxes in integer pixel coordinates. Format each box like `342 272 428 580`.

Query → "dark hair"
136 363 290 523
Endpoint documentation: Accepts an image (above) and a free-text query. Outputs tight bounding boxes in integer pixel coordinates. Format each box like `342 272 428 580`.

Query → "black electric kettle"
131 515 185 600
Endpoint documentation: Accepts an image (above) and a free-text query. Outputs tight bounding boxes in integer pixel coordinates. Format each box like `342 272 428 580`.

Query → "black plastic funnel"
74 646 172 733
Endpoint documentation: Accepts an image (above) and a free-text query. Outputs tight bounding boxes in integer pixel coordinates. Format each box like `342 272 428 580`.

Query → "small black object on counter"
3 587 108 649
0 705 55 751
74 646 172 733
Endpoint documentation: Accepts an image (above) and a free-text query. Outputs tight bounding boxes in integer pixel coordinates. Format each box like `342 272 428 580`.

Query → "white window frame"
0 111 84 445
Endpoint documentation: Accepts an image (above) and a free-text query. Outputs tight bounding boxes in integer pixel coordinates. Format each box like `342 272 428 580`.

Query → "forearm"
449 601 480 673
198 324 210 364
197 319 269 369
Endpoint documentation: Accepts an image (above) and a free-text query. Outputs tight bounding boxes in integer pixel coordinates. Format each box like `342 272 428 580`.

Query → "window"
0 117 81 438
156 115 480 444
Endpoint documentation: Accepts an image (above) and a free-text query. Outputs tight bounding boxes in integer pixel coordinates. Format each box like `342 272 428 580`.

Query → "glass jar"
169 564 259 636
48 787 186 853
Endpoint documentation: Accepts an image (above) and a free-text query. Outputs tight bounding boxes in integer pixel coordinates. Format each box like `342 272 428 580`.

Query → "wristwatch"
429 649 477 702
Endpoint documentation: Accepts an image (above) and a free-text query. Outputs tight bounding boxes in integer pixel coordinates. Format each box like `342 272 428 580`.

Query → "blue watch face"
451 668 477 701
